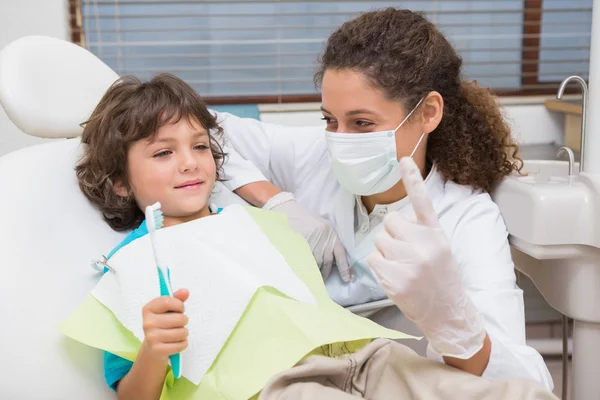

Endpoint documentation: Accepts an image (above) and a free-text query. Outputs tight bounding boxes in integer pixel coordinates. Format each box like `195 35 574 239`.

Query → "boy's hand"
142 288 190 361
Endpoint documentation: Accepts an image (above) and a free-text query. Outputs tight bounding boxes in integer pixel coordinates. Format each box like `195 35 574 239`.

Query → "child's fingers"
145 296 185 314
149 327 188 344
148 312 189 329
153 341 189 357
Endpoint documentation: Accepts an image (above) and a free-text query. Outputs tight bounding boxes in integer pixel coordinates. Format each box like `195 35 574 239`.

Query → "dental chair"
0 36 421 399
0 36 252 400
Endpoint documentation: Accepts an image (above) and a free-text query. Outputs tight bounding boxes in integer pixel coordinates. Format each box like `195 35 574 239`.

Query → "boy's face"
116 118 217 227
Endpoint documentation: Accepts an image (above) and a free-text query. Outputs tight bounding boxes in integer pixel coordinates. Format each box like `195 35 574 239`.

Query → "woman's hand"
264 192 352 282
142 289 190 361
367 157 486 360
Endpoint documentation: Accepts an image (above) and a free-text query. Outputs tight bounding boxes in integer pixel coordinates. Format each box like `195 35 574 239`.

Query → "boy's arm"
116 344 168 400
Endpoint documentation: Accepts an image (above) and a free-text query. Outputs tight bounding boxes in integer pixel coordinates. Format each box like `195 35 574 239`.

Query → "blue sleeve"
104 352 134 391
102 221 149 390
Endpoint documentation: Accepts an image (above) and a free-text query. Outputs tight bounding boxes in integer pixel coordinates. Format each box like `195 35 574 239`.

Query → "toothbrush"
145 201 182 379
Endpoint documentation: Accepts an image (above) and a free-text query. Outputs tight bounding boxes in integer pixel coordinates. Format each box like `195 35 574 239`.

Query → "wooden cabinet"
544 98 583 150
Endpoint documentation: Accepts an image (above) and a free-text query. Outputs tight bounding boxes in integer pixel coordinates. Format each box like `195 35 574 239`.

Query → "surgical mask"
325 98 426 196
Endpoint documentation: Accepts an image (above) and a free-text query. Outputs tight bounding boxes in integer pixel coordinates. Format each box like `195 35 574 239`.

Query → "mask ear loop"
409 132 427 158
394 97 427 159
393 97 426 132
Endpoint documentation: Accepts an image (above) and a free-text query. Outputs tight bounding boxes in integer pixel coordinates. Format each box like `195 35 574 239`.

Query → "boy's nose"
179 152 198 172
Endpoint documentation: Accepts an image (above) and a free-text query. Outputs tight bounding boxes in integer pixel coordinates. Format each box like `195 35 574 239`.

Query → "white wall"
502 103 564 145
0 0 69 156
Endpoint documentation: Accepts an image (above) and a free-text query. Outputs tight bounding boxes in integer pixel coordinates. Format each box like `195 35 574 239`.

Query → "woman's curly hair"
315 8 523 192
75 73 227 231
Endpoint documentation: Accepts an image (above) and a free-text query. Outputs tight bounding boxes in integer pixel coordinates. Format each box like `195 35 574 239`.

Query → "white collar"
355 163 444 227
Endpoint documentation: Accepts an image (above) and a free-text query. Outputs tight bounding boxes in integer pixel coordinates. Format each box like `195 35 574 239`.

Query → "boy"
74 74 557 400
76 73 225 397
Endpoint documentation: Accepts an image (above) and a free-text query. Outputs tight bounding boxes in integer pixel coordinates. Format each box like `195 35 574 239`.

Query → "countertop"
544 98 583 115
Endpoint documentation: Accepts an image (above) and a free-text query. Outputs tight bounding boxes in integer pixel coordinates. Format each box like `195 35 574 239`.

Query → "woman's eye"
153 150 172 158
356 120 373 127
321 116 337 125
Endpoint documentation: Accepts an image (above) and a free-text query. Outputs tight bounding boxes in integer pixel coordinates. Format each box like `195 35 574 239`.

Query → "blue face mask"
325 98 426 196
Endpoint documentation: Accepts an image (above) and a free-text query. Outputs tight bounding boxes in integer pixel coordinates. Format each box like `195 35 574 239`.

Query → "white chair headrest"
0 35 119 139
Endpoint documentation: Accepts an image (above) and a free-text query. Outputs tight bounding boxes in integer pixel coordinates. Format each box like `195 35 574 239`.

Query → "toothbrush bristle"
145 202 164 230
155 210 164 229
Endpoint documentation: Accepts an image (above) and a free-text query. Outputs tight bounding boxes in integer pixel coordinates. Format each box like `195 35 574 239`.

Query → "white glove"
366 157 486 359
264 192 352 282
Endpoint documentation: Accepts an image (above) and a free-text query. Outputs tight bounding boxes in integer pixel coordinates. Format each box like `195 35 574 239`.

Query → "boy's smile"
174 179 205 190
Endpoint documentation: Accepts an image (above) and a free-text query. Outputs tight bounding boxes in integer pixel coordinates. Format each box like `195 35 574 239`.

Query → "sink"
492 159 600 320
519 159 580 180
492 159 600 399
493 160 600 250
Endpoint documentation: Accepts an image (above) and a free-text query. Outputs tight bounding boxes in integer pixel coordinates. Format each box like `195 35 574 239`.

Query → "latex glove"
264 192 352 282
366 157 486 359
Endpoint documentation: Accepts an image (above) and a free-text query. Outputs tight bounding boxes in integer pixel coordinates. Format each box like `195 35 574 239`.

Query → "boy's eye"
194 144 210 151
153 150 172 158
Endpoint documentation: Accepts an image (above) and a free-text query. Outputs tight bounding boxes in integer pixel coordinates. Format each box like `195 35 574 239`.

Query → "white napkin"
90 205 316 385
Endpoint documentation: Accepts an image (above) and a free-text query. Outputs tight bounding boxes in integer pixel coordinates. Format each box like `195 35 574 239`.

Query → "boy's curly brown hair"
75 73 227 231
315 8 523 192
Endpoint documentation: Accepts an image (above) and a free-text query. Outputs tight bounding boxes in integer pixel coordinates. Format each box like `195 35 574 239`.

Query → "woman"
222 8 553 390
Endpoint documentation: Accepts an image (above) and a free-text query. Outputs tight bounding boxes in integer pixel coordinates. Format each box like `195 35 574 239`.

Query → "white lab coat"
215 112 554 391
217 142 268 193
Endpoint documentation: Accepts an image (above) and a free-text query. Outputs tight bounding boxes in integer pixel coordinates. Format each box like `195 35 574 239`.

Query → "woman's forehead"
321 69 404 116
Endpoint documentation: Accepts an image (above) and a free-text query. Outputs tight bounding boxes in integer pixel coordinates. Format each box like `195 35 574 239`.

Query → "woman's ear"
421 91 444 134
113 178 129 198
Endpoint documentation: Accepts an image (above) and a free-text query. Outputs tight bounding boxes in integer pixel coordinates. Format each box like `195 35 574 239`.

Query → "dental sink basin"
519 159 579 181
492 160 600 252
492 159 600 324
493 159 600 400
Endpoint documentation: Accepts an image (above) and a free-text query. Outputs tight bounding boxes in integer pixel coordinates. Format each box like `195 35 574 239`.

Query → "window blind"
69 0 593 104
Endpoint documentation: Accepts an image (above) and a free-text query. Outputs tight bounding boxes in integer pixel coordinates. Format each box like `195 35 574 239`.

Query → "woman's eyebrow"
345 109 380 116
320 106 380 117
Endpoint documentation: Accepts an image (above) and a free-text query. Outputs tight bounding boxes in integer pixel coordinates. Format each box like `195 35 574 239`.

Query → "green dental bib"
60 207 414 400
